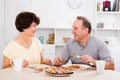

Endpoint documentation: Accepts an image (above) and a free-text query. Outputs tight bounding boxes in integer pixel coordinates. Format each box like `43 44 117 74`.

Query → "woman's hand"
22 60 29 67
44 59 52 66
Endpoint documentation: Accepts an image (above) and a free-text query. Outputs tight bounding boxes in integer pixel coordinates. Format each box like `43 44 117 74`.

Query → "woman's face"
23 22 38 37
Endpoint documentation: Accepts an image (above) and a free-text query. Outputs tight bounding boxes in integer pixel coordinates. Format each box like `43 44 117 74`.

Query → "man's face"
72 19 87 41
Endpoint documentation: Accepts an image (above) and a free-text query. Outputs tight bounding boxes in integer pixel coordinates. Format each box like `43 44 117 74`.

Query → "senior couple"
2 11 114 70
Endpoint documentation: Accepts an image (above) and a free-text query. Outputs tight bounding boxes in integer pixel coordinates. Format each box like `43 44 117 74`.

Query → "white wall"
0 0 4 68
56 0 96 28
4 0 31 44
31 0 96 28
31 0 57 28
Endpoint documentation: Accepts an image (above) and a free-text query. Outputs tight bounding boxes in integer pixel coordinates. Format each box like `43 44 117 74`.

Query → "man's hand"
80 55 95 66
53 56 63 66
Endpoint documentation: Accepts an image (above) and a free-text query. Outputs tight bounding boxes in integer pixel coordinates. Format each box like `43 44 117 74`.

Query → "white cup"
114 57 120 71
10 58 23 72
96 60 106 74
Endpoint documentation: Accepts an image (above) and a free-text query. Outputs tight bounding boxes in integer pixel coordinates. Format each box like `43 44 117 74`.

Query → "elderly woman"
2 11 52 68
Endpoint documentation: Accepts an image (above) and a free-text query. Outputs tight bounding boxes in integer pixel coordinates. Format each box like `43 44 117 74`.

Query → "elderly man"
54 16 114 70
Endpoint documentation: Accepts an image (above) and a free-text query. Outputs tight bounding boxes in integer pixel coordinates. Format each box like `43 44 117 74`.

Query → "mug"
96 60 106 74
114 56 120 71
10 58 23 72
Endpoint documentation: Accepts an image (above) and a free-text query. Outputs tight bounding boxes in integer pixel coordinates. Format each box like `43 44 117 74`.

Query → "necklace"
22 41 31 48
22 38 32 48
15 37 32 49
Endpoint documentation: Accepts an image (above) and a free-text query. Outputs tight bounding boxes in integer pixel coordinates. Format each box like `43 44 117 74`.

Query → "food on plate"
34 67 43 73
46 66 73 74
46 66 57 73
65 64 85 69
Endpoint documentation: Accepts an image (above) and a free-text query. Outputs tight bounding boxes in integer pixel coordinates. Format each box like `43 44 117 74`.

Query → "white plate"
63 64 92 70
28 64 49 69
